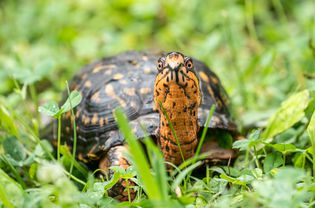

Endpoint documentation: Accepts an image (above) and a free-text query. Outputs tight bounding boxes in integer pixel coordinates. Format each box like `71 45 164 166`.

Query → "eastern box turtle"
48 51 239 200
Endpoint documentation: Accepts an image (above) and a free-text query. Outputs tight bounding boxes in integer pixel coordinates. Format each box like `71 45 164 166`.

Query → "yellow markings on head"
143 67 151 74
165 52 184 67
113 73 124 80
91 91 101 103
84 80 92 88
91 113 98 125
124 88 136 96
140 87 151 95
199 71 209 83
105 84 115 97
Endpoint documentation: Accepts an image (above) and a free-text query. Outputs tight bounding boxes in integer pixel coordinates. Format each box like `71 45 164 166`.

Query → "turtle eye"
157 59 164 71
185 58 193 69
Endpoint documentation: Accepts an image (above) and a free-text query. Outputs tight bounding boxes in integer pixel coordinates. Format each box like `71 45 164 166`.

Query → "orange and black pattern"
48 51 236 163
154 52 201 165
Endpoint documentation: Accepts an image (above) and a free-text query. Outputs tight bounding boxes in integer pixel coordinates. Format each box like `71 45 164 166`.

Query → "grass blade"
158 102 185 164
143 137 168 200
114 108 162 201
0 183 15 208
57 115 61 161
0 168 24 207
65 81 78 176
307 108 315 181
171 161 202 191
194 105 216 160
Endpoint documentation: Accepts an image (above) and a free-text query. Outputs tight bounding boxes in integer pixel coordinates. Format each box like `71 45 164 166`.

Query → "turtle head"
156 52 197 85
154 52 201 165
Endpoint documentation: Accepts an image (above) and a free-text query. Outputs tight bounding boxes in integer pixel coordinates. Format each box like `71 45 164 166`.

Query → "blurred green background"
0 0 315 127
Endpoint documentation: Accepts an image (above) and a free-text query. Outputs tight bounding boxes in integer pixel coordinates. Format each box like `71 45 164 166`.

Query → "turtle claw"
99 145 136 201
108 178 136 202
200 139 237 164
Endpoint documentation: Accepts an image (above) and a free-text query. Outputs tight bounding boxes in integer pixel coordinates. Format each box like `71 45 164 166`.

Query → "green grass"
1 0 315 207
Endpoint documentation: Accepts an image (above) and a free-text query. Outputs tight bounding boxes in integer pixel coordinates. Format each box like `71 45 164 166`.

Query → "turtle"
48 51 239 201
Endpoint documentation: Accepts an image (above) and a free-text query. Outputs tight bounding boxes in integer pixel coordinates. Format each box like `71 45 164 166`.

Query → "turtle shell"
56 51 237 162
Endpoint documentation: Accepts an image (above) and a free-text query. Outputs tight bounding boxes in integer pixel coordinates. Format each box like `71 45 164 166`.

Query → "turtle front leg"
99 145 136 201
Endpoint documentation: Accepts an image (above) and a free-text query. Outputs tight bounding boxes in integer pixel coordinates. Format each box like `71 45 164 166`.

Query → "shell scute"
57 51 236 161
